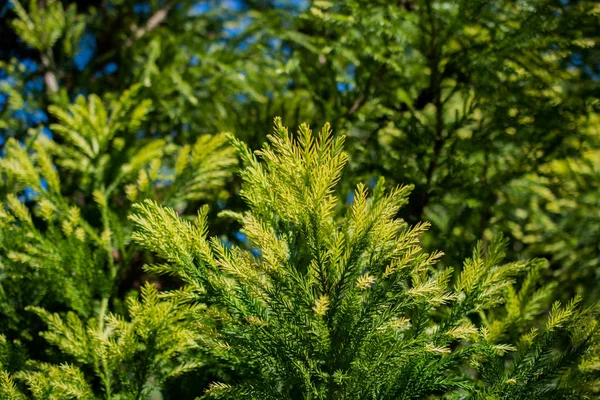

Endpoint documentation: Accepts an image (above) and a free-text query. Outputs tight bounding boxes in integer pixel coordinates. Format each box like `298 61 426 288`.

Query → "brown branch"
346 95 365 116
125 1 176 48
40 52 59 94
345 64 386 117
31 1 59 93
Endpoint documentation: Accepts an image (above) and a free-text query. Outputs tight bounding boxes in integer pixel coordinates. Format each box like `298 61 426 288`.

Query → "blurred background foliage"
0 0 599 397
3 0 598 296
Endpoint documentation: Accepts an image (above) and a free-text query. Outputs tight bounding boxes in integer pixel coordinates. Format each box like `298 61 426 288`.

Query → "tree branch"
125 1 176 48
345 64 385 117
40 51 59 94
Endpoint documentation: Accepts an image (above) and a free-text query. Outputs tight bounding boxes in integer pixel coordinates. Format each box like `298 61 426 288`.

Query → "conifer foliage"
1 0 599 398
0 85 236 396
2 284 202 399
0 83 235 327
131 119 600 399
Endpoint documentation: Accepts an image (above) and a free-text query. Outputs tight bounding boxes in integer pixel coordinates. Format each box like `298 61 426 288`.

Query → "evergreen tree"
2 0 598 295
2 283 203 399
0 2 236 395
1 0 599 398
130 119 600 399
235 0 600 296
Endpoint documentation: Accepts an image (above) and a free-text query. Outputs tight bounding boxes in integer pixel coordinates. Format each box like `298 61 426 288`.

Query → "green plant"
131 119 600 399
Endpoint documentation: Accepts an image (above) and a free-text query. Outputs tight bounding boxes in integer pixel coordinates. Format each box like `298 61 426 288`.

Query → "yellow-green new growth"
2 284 203 399
130 118 597 399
